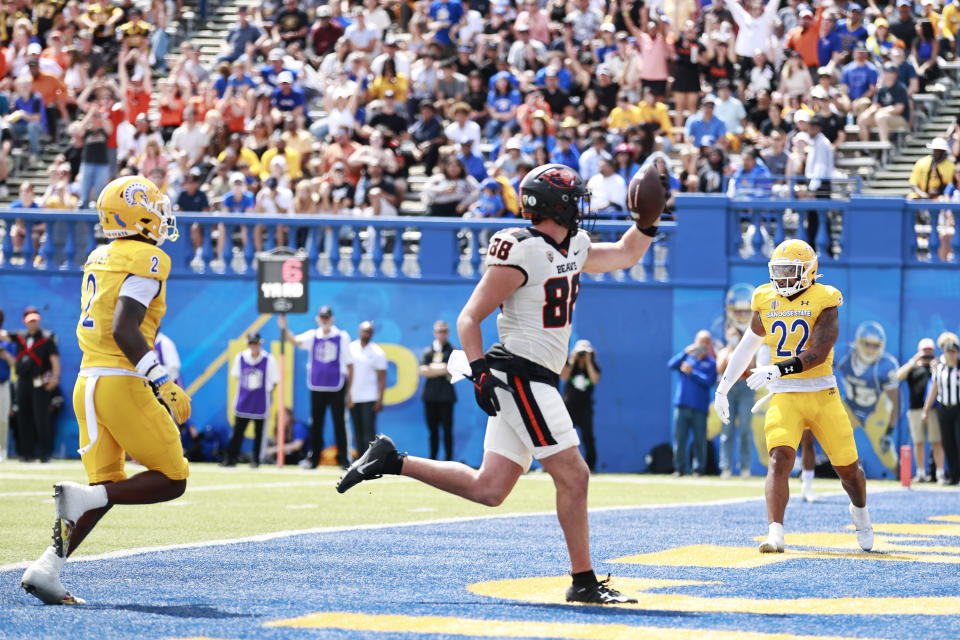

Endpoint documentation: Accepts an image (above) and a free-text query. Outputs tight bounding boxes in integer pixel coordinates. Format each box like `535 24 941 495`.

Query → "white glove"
714 391 730 424
747 364 782 390
751 392 773 415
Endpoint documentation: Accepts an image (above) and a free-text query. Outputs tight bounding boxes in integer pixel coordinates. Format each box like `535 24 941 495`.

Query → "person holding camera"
561 339 601 472
898 337 945 483
668 330 717 477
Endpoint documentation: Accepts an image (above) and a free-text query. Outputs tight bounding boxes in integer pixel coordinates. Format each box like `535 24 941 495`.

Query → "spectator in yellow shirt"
942 0 960 58
607 92 643 133
909 138 955 199
638 85 675 147
260 131 302 181
217 133 262 176
117 7 152 50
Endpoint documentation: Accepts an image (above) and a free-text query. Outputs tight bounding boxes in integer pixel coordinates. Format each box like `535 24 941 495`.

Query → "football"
627 164 667 228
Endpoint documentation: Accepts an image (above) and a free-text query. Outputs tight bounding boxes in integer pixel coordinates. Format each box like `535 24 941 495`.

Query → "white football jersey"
485 227 592 374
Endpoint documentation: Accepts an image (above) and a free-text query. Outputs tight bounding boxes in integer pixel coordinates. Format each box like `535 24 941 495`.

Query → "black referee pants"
15 380 52 461
939 405 960 484
227 417 265 466
567 405 596 472
311 388 348 468
424 401 454 460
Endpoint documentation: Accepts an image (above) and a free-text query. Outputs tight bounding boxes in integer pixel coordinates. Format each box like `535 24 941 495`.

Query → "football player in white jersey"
337 163 664 604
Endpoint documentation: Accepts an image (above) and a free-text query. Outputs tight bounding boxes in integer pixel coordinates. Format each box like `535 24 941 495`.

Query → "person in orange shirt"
40 30 69 76
118 47 153 125
786 5 822 70
27 56 67 137
157 79 185 141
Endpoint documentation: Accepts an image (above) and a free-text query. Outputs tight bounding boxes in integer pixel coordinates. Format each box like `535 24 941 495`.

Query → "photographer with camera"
561 339 602 472
897 337 945 483
668 330 717 477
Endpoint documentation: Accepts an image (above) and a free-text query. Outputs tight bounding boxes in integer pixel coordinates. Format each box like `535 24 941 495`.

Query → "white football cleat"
849 503 874 551
801 485 818 503
21 547 84 605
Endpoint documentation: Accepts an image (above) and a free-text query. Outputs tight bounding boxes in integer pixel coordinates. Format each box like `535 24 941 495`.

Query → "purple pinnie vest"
235 353 270 418
308 329 345 391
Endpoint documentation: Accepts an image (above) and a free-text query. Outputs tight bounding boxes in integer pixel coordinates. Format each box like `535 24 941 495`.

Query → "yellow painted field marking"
466 576 960 616
267 611 880 640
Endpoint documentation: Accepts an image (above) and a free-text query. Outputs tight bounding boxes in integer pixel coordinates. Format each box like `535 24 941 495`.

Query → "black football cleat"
336 435 397 494
565 575 637 605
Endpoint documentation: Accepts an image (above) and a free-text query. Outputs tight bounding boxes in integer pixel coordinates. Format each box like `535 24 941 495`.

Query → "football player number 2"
81 273 97 329
771 319 809 356
543 274 580 328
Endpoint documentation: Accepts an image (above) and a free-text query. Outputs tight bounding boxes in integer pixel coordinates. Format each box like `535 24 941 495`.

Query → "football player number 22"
543 274 580 328
771 318 809 357
81 273 97 329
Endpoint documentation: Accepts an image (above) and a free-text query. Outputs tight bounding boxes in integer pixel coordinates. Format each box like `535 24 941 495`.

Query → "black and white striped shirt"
935 359 960 407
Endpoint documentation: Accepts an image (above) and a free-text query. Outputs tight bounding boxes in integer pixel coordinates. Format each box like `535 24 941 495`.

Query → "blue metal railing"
0 210 678 284
726 175 863 200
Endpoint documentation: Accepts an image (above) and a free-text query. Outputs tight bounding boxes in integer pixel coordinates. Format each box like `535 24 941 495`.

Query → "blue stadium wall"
4 196 959 477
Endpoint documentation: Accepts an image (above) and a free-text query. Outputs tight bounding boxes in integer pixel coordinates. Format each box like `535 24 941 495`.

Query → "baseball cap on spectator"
332 161 347 172
458 44 473 53
317 305 333 317
493 5 507 14
793 132 812 145
896 0 910 6
505 138 522 151
701 94 716 105
188 166 204 180
545 68 558 78
23 307 41 323
578 51 595 65
479 177 501 191
928 137 951 151
810 86 829 99
817 66 833 77
247 332 263 344
882 63 898 74
853 43 869 53
317 5 332 17
615 142 634 154
229 172 245 184
918 338 936 352
573 339 594 353
874 17 889 28
848 2 862 11
277 71 294 84
459 135 473 145
597 65 612 77
798 6 813 17
809 114 827 128
27 42 41 56
351 5 363 16
600 22 616 33
794 110 811 123
560 116 580 129
517 23 530 32
269 49 284 61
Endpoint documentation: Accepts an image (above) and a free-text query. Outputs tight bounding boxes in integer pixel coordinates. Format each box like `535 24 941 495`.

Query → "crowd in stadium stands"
3 0 960 265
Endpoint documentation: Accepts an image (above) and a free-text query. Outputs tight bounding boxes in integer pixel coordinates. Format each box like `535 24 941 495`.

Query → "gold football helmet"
768 239 818 297
96 176 178 246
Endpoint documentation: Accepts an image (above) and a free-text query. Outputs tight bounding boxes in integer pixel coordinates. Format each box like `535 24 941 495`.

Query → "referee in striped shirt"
923 333 960 486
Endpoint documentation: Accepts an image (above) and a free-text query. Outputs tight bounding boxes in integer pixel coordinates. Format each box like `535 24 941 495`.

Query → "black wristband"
636 223 658 237
776 356 804 376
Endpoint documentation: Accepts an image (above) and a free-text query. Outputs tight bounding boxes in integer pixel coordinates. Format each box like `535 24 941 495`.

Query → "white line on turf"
0 486 920 573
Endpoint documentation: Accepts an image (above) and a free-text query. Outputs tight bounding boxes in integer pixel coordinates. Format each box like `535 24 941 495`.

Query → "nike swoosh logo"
357 460 377 475
573 249 582 256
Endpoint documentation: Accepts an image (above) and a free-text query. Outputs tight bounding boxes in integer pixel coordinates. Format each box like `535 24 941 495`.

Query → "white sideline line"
0 486 917 573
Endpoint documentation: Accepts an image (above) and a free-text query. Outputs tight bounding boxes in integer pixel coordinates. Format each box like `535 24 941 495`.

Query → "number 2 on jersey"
771 318 809 357
80 273 97 329
543 274 580 328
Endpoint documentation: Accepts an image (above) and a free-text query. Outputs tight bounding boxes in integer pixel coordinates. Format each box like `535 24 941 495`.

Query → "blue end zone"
2 489 959 639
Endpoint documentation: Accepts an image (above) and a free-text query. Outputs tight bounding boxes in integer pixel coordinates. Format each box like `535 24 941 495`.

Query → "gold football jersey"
77 239 170 370
751 282 843 381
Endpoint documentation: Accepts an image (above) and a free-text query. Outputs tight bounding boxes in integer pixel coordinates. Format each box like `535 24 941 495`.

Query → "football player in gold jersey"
713 239 873 554
21 176 191 605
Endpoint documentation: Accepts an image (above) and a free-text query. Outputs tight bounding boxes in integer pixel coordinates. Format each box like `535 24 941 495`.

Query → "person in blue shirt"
429 0 464 53
728 147 774 196
214 60 258 99
840 46 879 103
217 6 262 63
457 137 487 182
520 113 556 156
535 64 572 92
613 143 641 185
0 308 16 461
835 4 869 52
210 172 256 270
668 330 718 476
271 72 306 117
11 77 46 158
550 133 581 170
466 177 506 218
817 14 844 66
485 72 522 139
264 407 311 465
259 49 298 88
684 95 726 147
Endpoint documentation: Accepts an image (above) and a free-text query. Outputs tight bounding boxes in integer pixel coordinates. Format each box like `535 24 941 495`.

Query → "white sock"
801 469 814 487
768 522 784 540
62 483 109 522
37 545 65 573
851 504 871 527
937 469 946 480
87 484 109 510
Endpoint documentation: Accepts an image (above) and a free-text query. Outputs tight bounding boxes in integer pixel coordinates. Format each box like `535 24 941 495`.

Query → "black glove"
470 358 510 417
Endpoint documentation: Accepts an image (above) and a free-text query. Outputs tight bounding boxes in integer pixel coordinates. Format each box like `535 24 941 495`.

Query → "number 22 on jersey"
80 272 97 329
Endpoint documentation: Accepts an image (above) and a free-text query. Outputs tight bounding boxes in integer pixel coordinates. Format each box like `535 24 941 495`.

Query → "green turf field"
0 460 901 567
